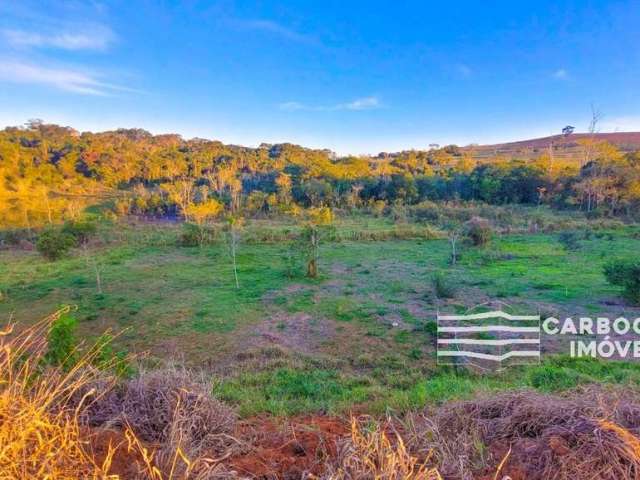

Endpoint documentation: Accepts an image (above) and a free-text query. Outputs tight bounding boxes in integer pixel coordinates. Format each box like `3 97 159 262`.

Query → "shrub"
432 272 456 298
465 216 493 246
411 201 441 222
45 312 78 368
558 230 580 251
61 219 97 245
604 259 640 305
36 228 76 260
369 200 387 217
389 203 408 222
179 222 217 246
307 206 334 225
423 320 438 336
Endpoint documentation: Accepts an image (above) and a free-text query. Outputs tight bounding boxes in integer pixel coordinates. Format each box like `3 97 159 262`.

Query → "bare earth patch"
246 311 336 356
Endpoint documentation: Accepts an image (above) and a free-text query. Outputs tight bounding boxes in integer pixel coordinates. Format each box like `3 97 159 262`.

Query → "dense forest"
1 120 639 228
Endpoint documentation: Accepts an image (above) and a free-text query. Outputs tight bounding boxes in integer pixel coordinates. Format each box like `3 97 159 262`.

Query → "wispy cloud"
2 26 115 51
342 97 380 110
552 68 569 80
279 101 306 112
0 60 135 95
279 96 382 112
600 116 640 132
229 18 317 45
455 63 472 77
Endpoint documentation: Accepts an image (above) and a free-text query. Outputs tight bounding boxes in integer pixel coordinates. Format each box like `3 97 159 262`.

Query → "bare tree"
446 222 463 266
162 178 194 220
225 216 243 289
79 238 103 294
578 106 604 211
581 105 603 167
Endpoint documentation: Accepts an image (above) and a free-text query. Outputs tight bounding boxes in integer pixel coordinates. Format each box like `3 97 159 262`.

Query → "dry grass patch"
406 386 640 480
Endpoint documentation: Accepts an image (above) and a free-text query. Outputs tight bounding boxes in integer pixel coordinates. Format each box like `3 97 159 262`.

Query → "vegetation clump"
604 259 640 304
465 216 493 246
432 272 457 298
36 227 76 260
558 230 581 251
61 218 98 245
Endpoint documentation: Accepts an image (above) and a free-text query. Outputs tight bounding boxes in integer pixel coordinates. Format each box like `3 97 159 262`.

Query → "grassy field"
2 213 640 416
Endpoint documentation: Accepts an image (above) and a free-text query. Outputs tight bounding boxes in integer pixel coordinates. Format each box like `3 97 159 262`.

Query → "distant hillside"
468 132 640 161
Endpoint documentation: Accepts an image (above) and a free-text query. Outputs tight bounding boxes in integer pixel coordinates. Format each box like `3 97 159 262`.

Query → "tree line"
1 120 639 228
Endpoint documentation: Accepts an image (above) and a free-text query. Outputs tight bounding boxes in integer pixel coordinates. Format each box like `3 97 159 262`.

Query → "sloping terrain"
469 132 640 161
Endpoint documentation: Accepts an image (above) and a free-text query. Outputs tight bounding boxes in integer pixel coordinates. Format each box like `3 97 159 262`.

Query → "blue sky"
0 1 639 154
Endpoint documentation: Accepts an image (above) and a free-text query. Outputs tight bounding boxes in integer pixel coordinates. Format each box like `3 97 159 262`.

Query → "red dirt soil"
86 428 146 478
86 416 350 479
229 415 349 479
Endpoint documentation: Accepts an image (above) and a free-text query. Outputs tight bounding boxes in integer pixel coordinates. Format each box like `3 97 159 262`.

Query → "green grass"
214 355 640 416
214 367 372 416
2 218 640 415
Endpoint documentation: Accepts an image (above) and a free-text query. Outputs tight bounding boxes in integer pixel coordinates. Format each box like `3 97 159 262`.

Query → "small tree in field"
303 207 334 278
445 221 462 265
184 199 223 246
62 218 102 293
225 216 243 289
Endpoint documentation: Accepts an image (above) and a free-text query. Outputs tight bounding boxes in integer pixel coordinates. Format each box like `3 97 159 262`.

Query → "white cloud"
342 96 380 110
2 25 115 51
0 60 133 95
279 101 305 111
552 68 569 80
279 96 382 112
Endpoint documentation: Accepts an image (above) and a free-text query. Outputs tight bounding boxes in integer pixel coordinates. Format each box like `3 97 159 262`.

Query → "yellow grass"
323 417 442 480
0 308 114 478
0 309 196 479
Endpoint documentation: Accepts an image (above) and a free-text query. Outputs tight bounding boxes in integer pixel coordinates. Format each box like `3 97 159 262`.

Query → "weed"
432 272 456 298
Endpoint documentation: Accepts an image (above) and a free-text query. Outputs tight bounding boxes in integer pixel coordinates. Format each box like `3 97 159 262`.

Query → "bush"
423 320 438 336
558 231 580 251
432 272 456 298
465 216 493 246
604 259 640 305
36 228 76 260
411 201 441 222
369 200 387 217
45 313 78 367
179 222 218 246
61 219 97 245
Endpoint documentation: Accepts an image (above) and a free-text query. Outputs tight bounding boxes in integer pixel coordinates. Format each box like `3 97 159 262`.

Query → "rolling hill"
468 132 640 161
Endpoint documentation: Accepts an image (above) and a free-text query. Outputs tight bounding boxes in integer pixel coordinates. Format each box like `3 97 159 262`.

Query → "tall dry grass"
0 308 116 478
0 309 236 479
321 416 442 480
